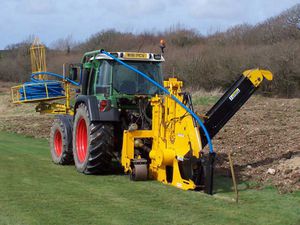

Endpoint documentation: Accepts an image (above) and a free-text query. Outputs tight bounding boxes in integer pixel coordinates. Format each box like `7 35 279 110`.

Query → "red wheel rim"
76 117 88 163
54 130 62 157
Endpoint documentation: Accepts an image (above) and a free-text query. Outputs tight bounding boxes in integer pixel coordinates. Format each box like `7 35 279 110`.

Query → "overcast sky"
0 0 299 49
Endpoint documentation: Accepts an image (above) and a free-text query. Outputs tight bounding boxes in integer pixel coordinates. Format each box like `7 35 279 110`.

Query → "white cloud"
0 0 299 49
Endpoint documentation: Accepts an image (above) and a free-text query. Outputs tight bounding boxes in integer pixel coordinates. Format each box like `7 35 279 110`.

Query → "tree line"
0 4 299 97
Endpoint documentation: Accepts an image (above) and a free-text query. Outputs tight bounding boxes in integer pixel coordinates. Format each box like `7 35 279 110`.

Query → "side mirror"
69 63 82 82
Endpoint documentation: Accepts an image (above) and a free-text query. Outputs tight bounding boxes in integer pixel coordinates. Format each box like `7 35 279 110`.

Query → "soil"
0 82 53 139
196 95 300 193
1 81 300 192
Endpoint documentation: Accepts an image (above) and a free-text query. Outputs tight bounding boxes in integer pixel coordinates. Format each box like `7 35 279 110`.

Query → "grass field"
0 131 300 225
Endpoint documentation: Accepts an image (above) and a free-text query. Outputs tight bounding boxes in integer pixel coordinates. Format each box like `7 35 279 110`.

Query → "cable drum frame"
11 81 66 104
11 72 80 115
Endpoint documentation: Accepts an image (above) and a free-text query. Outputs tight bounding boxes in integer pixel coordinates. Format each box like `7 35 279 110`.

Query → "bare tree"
285 4 300 27
51 35 76 53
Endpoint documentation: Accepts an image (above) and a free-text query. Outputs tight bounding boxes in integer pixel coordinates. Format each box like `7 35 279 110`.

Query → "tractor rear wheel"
72 103 114 174
50 115 74 165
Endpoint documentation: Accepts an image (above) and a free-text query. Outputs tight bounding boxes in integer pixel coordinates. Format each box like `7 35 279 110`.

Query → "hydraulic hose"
100 50 214 153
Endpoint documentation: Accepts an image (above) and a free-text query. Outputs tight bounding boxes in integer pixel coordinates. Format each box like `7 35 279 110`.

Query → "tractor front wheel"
50 115 74 165
72 103 114 174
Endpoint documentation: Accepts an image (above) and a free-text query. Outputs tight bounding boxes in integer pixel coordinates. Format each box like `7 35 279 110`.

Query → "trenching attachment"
204 152 216 195
200 69 273 147
243 69 273 87
193 152 216 195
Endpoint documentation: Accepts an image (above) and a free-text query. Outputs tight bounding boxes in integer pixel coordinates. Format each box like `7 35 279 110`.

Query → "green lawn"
0 131 300 225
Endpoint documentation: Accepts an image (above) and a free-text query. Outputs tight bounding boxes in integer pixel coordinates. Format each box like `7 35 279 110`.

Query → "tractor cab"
72 51 165 110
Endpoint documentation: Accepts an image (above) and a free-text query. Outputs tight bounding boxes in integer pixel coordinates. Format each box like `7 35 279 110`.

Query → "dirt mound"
272 155 300 192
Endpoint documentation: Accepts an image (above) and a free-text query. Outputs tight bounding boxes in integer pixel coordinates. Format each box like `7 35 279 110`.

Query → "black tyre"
72 103 114 174
50 115 74 165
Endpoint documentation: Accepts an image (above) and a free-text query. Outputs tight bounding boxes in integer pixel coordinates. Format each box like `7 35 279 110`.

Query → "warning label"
229 88 240 101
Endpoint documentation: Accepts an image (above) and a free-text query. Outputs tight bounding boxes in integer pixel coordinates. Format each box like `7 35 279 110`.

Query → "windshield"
112 61 163 95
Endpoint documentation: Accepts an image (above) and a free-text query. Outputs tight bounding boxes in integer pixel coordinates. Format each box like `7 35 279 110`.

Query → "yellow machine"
121 78 202 190
121 69 273 191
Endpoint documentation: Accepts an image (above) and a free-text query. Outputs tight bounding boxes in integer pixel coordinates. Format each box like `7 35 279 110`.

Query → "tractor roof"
91 52 165 62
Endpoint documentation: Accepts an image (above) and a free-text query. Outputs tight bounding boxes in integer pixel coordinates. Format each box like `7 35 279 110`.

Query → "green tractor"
12 43 272 193
50 51 164 174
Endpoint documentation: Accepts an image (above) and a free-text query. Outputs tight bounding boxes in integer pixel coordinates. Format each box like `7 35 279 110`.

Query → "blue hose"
100 50 214 153
19 72 80 101
31 72 81 86
20 80 64 100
